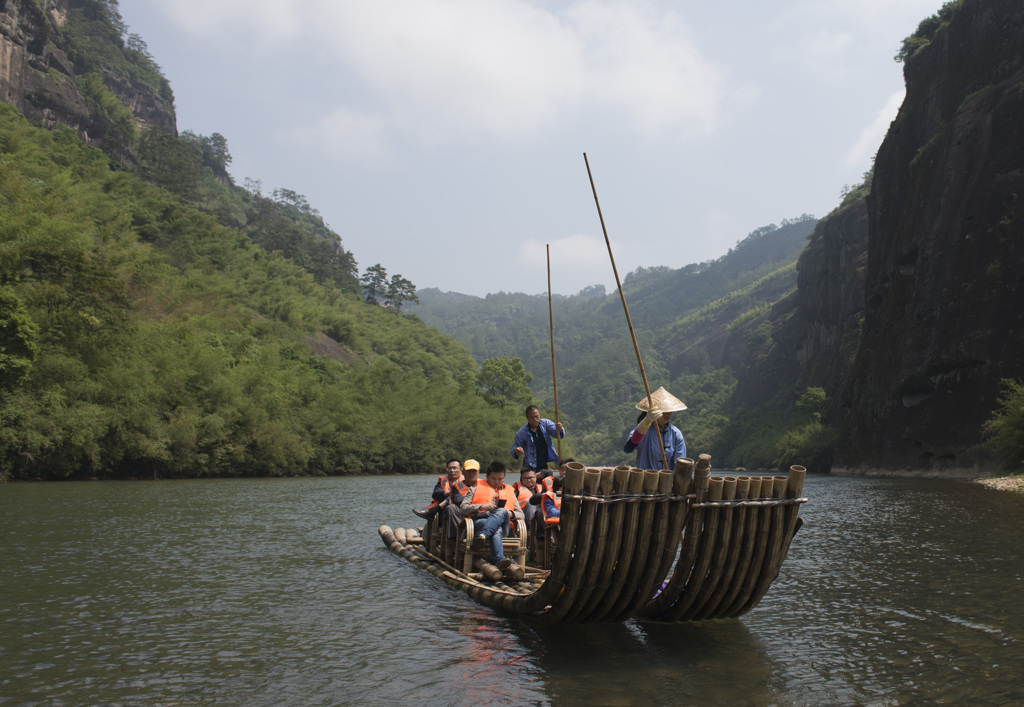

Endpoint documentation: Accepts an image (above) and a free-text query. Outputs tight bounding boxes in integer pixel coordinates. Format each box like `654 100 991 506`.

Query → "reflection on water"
2 474 1024 705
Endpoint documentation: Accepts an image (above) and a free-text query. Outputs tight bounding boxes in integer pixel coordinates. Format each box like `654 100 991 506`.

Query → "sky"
115 0 941 298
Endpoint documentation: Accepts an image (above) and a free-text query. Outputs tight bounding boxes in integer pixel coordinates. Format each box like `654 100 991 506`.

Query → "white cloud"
568 1 723 132
846 89 904 168
297 107 390 162
151 0 303 45
158 0 725 147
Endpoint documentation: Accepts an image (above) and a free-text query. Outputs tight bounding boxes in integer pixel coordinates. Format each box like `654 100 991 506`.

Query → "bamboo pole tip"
564 463 586 494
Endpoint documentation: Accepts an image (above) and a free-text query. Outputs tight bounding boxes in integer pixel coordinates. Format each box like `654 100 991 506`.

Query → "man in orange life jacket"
512 467 539 526
412 458 462 520
541 476 562 525
434 459 477 539
460 461 523 572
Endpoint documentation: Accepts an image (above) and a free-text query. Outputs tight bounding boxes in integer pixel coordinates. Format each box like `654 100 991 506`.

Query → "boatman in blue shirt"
623 387 687 470
511 405 565 470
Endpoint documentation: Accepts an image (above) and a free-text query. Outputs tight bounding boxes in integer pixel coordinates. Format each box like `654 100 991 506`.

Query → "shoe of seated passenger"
412 508 432 520
497 558 512 572
471 534 488 552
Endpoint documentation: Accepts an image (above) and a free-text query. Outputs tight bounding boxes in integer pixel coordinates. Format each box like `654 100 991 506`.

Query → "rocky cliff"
731 199 868 413
0 0 90 129
836 0 1024 475
0 0 175 151
730 0 1023 477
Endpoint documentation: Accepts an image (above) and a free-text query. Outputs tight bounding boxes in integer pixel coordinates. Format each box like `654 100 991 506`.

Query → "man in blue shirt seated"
511 405 565 470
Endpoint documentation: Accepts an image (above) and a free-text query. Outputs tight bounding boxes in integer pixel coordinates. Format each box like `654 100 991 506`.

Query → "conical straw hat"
635 386 687 413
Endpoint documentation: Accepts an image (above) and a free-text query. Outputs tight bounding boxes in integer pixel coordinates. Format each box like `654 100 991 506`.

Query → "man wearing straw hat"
623 386 687 470
511 405 565 470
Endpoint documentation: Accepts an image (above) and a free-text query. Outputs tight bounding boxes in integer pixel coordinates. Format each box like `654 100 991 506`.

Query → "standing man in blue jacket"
511 405 565 470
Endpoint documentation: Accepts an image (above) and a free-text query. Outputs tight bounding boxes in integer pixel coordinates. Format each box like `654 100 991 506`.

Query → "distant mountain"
411 217 817 465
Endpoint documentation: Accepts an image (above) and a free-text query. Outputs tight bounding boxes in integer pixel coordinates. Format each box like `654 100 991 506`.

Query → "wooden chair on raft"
421 508 458 566
456 515 528 581
527 512 558 570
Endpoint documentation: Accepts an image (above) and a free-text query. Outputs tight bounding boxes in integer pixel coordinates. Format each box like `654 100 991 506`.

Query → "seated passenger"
413 458 463 520
461 461 523 575
542 477 562 526
439 459 477 539
513 468 539 526
536 468 556 493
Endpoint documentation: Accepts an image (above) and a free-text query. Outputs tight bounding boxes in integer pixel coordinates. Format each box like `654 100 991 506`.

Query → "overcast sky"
116 0 941 297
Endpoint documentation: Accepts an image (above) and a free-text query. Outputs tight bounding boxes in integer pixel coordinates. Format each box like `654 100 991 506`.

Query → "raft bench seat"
458 516 528 575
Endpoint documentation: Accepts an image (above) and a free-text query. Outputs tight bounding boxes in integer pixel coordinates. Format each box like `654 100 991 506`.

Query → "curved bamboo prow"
379 460 808 623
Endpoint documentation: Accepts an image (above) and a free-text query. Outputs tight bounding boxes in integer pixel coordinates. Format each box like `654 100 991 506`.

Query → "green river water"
2 473 1023 705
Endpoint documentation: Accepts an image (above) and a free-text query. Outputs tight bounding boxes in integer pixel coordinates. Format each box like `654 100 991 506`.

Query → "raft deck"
379 455 807 623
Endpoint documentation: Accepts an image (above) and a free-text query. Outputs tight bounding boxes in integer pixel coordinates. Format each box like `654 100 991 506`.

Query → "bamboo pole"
661 475 725 621
693 475 751 620
547 244 562 464
574 466 632 621
639 454 711 618
680 476 737 620
583 153 668 470
588 468 647 621
708 475 763 618
613 468 678 620
533 465 603 625
721 475 783 617
739 467 807 614
562 466 616 622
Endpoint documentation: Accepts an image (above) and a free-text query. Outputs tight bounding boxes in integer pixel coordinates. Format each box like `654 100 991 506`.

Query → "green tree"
137 126 202 199
362 264 388 304
386 274 418 313
476 356 533 410
0 288 39 389
983 379 1024 473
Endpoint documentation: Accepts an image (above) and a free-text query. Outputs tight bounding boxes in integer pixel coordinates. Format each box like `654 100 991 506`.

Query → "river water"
2 473 1023 706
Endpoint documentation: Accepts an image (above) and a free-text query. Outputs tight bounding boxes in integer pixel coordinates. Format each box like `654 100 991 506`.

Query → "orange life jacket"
468 482 517 516
424 475 450 511
512 481 534 506
541 491 561 525
452 480 471 502
539 476 555 493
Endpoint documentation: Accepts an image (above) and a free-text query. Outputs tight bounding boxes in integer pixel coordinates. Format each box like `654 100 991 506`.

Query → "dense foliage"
0 106 522 480
895 0 964 63
411 217 818 467
983 379 1024 473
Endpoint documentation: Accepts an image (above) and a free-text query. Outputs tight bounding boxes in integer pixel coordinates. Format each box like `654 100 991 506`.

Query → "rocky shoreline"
974 475 1024 494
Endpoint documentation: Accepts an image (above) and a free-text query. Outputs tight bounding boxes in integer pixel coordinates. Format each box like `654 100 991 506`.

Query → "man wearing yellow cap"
623 387 687 470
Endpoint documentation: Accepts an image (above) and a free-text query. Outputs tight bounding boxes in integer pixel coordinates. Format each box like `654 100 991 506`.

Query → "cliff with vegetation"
0 0 174 159
836 0 1024 475
739 0 1024 477
0 1 525 480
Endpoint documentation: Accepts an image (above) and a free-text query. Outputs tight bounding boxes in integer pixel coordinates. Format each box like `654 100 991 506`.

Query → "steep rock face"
837 0 1024 474
0 0 91 131
0 0 176 149
730 200 868 411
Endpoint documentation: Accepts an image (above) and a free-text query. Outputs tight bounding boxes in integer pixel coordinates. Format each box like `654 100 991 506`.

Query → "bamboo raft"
379 456 807 623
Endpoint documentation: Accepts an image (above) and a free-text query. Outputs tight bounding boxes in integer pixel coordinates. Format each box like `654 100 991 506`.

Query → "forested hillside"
411 217 817 466
0 0 526 480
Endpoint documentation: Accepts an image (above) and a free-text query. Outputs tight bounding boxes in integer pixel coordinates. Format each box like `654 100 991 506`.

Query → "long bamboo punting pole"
583 153 668 470
546 244 562 463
